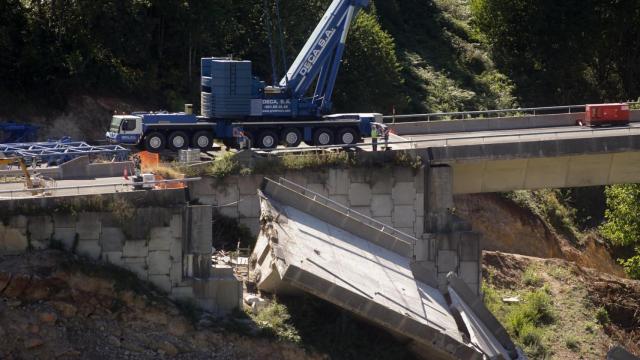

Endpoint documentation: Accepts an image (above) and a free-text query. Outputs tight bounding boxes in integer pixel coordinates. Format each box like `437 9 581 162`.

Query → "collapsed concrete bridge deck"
250 177 524 359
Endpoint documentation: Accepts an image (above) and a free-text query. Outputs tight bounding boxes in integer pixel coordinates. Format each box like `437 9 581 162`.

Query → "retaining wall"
0 193 241 316
190 166 426 238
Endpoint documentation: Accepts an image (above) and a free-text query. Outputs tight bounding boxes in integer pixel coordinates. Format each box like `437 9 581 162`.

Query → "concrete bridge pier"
413 165 481 294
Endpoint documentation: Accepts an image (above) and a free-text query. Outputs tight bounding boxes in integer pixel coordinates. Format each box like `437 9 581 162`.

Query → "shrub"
595 306 610 325
522 267 543 287
252 302 301 343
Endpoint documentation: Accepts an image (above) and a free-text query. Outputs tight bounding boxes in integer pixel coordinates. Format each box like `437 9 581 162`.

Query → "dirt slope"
0 250 319 360
483 251 639 359
456 193 624 277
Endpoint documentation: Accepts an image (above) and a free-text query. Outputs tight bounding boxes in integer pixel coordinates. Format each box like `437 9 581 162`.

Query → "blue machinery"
1 141 130 166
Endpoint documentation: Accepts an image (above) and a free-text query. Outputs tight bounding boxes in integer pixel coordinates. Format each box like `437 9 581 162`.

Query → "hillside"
483 251 640 359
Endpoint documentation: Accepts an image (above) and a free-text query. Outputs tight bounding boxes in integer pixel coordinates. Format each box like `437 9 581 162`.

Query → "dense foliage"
0 0 405 114
471 0 640 106
601 185 640 279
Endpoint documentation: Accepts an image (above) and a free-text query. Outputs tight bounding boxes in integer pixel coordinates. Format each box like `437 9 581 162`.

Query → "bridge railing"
0 178 201 200
383 101 640 122
273 177 418 252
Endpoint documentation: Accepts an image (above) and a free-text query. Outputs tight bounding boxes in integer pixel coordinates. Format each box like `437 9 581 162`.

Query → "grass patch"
565 335 580 351
522 266 543 287
595 306 610 325
183 150 423 179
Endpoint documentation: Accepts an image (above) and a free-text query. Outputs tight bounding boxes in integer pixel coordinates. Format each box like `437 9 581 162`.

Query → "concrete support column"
414 165 481 295
184 205 213 279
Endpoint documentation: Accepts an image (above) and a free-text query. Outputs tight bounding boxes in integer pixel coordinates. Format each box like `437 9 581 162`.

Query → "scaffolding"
0 141 130 166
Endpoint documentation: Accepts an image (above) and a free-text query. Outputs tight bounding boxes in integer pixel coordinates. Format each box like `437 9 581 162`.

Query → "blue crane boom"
280 0 369 114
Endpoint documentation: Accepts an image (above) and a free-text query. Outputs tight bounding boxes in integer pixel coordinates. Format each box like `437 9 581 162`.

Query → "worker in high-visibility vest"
371 124 379 152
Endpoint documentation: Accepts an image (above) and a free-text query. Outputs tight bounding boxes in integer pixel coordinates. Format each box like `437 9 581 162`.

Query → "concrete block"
75 213 101 240
197 195 216 205
123 240 148 258
103 251 124 266
100 227 125 252
307 183 328 197
212 265 234 278
393 167 413 182
348 168 371 183
348 183 372 206
371 175 393 194
216 185 239 206
237 175 262 195
238 195 260 218
239 218 260 237
392 205 415 228
27 216 54 247
330 195 349 207
170 286 194 301
53 214 75 228
170 262 183 286
414 168 425 193
351 207 372 218
54 228 77 250
188 205 212 254
437 250 459 273
460 261 479 286
170 214 182 239
76 240 102 260
283 172 309 187
1 228 28 255
392 182 416 205
371 195 393 217
148 227 172 251
192 254 212 278
218 205 238 219
460 233 480 261
415 195 425 217
123 260 148 280
327 168 349 195
395 228 415 237
9 215 27 229
193 279 218 299
148 251 171 275
216 279 242 313
149 274 172 293
414 219 424 237
169 238 183 262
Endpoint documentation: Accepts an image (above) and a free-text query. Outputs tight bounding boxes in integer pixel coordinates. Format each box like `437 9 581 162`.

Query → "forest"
1 0 640 277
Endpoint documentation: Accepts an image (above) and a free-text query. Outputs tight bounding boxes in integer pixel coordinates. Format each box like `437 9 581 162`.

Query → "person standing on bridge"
371 123 379 151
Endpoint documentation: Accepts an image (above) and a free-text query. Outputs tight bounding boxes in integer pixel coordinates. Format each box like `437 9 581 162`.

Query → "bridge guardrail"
382 101 639 122
273 177 418 252
0 177 201 200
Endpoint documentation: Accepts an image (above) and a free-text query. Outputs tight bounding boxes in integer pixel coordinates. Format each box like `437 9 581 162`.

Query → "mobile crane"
106 0 382 152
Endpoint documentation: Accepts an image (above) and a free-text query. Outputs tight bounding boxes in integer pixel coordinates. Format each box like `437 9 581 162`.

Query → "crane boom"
281 0 369 113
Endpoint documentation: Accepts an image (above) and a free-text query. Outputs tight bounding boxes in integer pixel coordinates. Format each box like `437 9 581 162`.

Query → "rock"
51 301 77 318
39 311 58 324
0 272 11 293
29 324 40 334
158 341 179 356
3 273 31 298
167 318 191 337
107 336 121 347
24 337 44 349
141 310 168 325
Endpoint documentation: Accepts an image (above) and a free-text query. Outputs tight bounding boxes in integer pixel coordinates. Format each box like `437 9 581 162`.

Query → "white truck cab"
107 115 143 145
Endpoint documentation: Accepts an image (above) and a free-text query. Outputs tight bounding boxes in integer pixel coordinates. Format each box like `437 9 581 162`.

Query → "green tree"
601 184 640 279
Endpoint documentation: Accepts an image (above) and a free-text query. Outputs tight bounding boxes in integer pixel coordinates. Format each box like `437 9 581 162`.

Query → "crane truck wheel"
281 128 302 147
144 132 166 152
192 131 213 150
257 130 278 149
337 127 358 145
168 131 189 151
313 128 334 146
